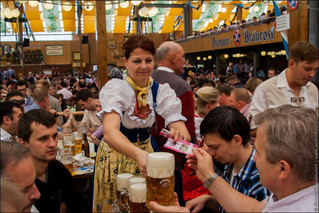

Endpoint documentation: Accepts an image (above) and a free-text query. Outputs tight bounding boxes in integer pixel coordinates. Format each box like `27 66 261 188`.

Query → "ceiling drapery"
0 0 287 35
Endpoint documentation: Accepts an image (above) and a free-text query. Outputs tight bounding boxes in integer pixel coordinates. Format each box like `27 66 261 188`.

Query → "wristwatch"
203 173 219 189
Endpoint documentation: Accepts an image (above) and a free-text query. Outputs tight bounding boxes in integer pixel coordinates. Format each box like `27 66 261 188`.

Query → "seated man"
151 105 318 212
0 141 41 212
229 88 252 119
75 89 102 133
0 101 23 142
183 106 270 212
18 109 90 213
5 90 25 108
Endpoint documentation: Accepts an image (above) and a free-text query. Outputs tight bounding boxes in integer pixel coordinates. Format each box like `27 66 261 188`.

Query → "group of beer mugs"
115 173 148 213
115 152 175 212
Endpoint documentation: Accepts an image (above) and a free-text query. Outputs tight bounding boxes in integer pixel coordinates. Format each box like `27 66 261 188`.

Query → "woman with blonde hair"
182 86 220 201
194 86 220 142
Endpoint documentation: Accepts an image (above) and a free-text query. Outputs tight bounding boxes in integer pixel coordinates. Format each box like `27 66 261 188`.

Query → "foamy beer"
129 177 146 186
146 152 175 208
116 173 133 212
128 183 148 213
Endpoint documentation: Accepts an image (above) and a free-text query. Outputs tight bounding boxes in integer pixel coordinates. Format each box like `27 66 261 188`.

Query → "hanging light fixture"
84 1 94 11
43 0 54 10
148 7 158 17
261 51 266 56
131 1 142 6
62 1 72 11
11 8 20 17
28 0 39 7
224 54 229 59
3 7 12 18
197 56 201 61
203 57 207 61
253 5 260 12
138 7 149 17
119 1 129 8
208 55 212 60
221 7 227 13
105 1 112 10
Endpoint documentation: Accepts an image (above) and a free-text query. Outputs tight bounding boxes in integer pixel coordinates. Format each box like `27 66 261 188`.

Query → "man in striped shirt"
183 106 270 212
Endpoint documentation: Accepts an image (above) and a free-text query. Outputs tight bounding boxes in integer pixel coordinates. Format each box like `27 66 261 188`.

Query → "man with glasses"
15 79 34 107
0 101 23 142
5 90 25 108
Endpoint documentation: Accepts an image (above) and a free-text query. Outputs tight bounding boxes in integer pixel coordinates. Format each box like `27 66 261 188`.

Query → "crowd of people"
0 37 318 213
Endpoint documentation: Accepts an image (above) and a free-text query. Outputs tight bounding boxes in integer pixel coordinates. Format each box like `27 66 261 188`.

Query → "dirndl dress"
92 125 153 211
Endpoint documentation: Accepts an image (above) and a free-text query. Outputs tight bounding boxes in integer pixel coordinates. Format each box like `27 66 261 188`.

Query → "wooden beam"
287 1 308 50
95 0 108 91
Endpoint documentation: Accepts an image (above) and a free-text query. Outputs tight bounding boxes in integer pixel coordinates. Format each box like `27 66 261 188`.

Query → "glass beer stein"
127 183 148 213
115 173 133 212
146 152 175 209
129 177 146 187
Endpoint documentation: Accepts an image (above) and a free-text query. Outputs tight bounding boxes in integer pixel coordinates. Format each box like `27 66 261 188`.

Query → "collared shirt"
57 88 72 99
156 66 175 73
81 110 102 133
263 184 318 212
249 69 318 129
25 95 34 107
220 149 271 213
0 128 13 141
25 102 41 112
240 102 251 119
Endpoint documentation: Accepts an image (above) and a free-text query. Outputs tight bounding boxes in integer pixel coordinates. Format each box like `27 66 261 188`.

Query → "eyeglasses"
11 99 25 104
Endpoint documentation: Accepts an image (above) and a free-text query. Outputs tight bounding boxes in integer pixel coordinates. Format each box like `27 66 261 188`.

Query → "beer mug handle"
111 199 120 213
120 189 129 211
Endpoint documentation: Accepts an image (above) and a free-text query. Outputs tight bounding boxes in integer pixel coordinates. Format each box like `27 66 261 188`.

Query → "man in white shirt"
0 101 23 142
150 105 318 212
249 41 318 136
75 89 102 133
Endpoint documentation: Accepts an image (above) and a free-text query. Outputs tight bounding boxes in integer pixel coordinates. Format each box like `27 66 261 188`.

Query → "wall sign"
45 45 63 56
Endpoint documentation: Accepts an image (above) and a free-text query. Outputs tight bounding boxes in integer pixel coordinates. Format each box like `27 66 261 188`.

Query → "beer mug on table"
60 146 73 173
127 183 148 213
146 152 175 209
115 173 133 212
74 131 83 156
62 127 75 156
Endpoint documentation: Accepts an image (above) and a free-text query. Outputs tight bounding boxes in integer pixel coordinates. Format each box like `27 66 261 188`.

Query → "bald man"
151 41 196 206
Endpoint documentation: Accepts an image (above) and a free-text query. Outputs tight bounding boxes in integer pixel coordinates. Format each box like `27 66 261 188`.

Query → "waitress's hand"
170 128 187 143
134 150 149 176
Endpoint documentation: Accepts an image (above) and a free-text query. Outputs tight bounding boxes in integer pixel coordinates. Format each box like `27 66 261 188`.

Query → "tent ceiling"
0 0 287 36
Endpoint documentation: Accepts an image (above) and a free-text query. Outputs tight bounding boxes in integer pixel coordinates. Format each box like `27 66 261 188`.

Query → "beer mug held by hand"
146 152 175 209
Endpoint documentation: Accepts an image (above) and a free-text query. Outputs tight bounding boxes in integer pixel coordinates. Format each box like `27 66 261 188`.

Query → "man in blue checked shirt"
151 106 270 212
185 106 270 212
151 105 318 213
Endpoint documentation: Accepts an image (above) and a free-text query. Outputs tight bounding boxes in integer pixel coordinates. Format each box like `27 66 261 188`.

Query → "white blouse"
99 77 186 129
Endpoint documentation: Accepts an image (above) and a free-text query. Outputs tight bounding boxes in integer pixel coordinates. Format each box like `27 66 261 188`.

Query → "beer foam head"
129 177 146 186
146 152 174 178
116 173 134 191
129 183 146 203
